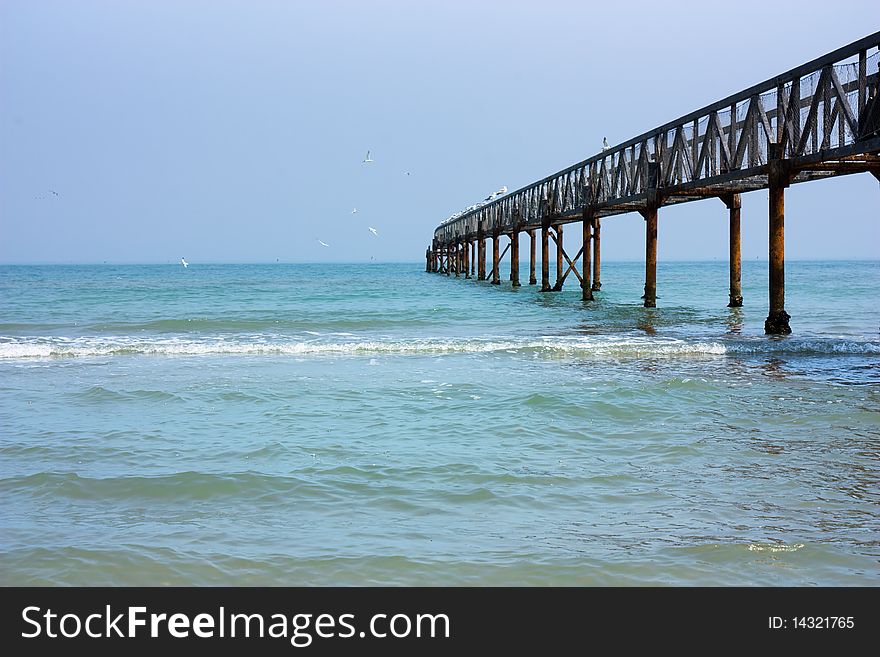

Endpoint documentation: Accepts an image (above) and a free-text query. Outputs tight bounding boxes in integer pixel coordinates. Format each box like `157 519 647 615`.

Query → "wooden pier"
426 32 880 334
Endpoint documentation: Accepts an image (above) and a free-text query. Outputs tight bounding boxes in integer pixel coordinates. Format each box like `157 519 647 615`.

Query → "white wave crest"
0 335 728 360
2 334 877 361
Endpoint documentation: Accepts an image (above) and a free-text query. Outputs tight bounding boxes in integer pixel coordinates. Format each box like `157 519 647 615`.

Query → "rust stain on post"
492 232 501 285
581 215 593 301
723 193 743 307
642 205 658 308
541 221 551 292
766 147 791 334
477 227 486 281
510 230 521 287
554 224 564 291
528 229 537 285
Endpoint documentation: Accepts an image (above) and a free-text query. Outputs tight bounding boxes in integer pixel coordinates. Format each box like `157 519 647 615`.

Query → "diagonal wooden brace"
549 230 583 286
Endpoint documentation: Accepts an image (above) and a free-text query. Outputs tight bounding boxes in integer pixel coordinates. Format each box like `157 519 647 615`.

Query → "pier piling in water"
553 224 564 291
591 217 601 291
766 145 791 334
477 227 486 281
582 214 593 301
510 229 521 287
540 219 551 292
528 229 537 285
723 193 743 307
492 232 501 285
641 204 658 308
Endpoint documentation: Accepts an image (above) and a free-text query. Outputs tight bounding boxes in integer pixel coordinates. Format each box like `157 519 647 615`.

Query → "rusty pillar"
553 224 564 291
446 244 451 277
454 241 460 277
591 217 601 291
724 194 743 307
477 228 486 281
528 229 537 285
582 215 593 301
471 241 476 277
510 229 520 287
492 232 500 285
425 247 432 272
463 239 470 279
541 220 551 292
766 151 791 334
642 205 658 308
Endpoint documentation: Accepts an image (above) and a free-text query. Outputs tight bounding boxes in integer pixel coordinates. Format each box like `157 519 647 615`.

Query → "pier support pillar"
454 241 460 277
471 241 476 278
492 232 500 285
528 229 537 285
541 220 551 292
446 244 451 276
723 194 743 307
766 151 791 334
464 239 470 279
640 204 658 308
510 229 521 287
553 224 564 291
582 214 593 301
591 217 601 291
477 229 486 281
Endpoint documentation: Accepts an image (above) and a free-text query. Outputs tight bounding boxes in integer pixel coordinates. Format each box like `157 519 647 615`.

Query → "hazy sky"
1 0 878 263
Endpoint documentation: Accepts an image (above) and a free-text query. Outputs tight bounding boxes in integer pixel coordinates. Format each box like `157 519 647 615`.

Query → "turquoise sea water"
1 261 878 585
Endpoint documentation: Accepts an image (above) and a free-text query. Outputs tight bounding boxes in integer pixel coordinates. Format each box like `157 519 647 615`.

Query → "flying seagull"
318 239 330 247
180 257 188 268
351 208 358 214
368 227 378 236
49 189 59 197
363 150 373 163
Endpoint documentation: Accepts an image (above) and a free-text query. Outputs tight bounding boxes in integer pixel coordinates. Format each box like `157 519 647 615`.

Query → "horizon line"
1 258 878 266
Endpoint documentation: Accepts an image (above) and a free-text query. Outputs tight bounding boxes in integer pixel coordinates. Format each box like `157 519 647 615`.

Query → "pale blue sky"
1 0 878 263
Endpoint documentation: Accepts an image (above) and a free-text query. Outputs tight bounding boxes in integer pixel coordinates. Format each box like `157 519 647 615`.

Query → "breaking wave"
0 334 876 360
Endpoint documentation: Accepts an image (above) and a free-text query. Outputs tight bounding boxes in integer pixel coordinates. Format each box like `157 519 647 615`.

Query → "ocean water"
0 261 878 586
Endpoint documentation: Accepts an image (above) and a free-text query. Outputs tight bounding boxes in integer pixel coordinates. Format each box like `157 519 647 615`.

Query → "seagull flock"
438 137 612 227
316 149 396 251
440 185 509 226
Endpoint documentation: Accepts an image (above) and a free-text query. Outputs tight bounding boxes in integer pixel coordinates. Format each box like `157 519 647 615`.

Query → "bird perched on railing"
484 185 508 202
602 137 610 151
